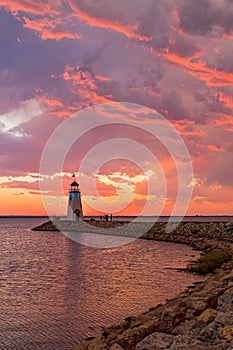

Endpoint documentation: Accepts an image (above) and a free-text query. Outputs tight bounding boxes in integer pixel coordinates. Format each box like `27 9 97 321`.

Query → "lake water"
0 218 203 350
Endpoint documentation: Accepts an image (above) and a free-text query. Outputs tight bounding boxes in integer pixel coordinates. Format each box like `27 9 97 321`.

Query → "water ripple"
0 218 203 350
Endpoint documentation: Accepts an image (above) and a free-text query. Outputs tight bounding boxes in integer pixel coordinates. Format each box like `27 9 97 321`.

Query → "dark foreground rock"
70 222 233 350
73 264 233 350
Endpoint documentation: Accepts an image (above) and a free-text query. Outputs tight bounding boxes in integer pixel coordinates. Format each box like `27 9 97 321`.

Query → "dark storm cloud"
160 89 189 120
216 42 233 74
178 0 233 36
170 32 201 58
138 0 171 50
70 0 136 24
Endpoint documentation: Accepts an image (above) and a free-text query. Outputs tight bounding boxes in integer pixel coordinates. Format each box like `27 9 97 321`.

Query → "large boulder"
198 308 218 324
136 332 174 350
218 287 233 312
218 326 233 340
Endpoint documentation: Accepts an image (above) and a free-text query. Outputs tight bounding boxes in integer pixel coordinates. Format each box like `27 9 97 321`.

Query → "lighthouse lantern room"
67 179 83 221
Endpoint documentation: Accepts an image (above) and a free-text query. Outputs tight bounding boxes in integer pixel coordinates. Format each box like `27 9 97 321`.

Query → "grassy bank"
187 249 231 275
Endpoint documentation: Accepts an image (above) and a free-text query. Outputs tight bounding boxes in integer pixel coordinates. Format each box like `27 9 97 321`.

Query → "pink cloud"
173 120 206 136
160 50 233 87
41 97 64 109
62 65 112 106
208 145 224 152
0 0 61 15
95 74 112 82
218 92 233 109
213 114 233 132
0 180 39 191
69 0 152 42
22 17 82 41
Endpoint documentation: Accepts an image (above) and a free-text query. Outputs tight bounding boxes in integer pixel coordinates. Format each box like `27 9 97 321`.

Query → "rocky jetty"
32 220 232 248
32 219 130 232
142 221 233 253
70 221 233 350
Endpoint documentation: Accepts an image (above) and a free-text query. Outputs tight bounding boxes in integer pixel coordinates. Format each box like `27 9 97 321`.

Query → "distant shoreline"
1 215 233 222
0 215 49 219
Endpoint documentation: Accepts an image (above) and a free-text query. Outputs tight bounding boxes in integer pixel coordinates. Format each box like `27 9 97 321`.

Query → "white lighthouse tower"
67 178 83 221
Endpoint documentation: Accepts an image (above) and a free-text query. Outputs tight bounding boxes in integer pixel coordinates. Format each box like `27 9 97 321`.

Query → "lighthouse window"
78 192 80 199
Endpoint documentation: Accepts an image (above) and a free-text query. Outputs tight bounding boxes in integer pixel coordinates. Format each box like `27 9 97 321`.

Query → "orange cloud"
0 0 61 15
74 87 111 106
69 1 152 42
63 66 96 88
173 120 205 136
43 97 63 108
208 144 224 152
218 92 233 109
213 114 233 132
63 65 112 106
41 30 82 41
223 33 233 40
95 74 112 81
22 17 82 41
160 50 233 87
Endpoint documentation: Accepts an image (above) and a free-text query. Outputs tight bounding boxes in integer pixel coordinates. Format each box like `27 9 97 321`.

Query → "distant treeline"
0 216 49 218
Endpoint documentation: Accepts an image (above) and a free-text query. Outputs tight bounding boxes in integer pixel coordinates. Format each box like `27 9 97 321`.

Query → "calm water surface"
0 218 203 350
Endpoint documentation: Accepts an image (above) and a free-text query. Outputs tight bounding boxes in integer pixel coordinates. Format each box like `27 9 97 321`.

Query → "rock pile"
136 276 233 350
74 264 233 350
72 222 233 350
143 222 233 253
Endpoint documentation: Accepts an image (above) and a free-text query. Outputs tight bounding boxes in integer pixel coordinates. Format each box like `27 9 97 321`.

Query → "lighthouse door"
74 209 80 220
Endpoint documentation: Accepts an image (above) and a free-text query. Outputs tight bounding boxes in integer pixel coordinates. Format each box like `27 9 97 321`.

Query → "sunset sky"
0 0 232 216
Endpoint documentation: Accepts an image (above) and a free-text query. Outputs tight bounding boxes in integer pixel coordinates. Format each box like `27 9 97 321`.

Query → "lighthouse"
67 178 83 221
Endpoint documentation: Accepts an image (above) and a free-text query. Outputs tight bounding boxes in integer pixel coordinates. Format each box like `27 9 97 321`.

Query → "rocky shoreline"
32 220 233 349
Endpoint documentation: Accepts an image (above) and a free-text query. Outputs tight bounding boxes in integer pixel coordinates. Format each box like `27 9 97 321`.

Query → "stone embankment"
143 221 233 253
75 266 233 350
32 219 148 237
33 220 233 254
32 220 233 349
73 222 233 350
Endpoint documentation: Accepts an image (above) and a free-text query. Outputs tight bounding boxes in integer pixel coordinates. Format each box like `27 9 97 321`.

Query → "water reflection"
64 230 134 248
0 219 203 350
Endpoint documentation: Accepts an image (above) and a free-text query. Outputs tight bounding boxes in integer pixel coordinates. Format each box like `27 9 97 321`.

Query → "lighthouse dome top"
70 180 79 187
